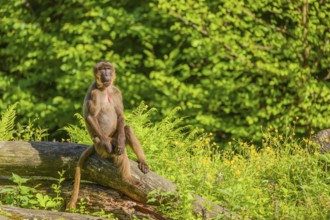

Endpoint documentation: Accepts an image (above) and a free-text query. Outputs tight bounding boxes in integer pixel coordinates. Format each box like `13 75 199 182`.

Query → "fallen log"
0 141 229 219
0 205 107 220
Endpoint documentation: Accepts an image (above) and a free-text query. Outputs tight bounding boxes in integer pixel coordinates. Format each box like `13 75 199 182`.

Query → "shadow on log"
0 141 230 219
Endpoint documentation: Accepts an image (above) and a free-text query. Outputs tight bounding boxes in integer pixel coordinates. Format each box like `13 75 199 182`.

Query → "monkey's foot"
66 200 77 209
115 145 125 155
127 177 143 187
138 161 150 174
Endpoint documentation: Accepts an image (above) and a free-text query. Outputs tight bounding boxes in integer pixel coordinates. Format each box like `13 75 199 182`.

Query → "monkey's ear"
93 65 98 74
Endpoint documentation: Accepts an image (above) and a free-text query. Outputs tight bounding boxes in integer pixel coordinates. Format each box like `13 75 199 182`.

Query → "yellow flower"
265 146 275 155
202 157 211 164
224 158 232 166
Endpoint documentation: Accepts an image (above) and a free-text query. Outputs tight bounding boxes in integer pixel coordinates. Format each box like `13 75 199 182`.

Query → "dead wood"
0 205 107 220
0 141 230 219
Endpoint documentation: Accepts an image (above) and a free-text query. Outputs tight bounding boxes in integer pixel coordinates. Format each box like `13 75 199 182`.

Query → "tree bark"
0 141 229 219
0 205 108 220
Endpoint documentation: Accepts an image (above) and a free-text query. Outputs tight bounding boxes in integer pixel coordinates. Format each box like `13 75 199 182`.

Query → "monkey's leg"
124 126 149 174
113 150 142 186
66 146 94 209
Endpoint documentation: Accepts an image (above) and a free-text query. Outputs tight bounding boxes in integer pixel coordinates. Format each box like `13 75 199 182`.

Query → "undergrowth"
0 171 65 210
0 103 48 141
1 103 329 219
65 102 330 219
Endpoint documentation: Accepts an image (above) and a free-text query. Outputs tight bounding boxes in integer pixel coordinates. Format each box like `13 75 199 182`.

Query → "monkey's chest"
98 103 118 135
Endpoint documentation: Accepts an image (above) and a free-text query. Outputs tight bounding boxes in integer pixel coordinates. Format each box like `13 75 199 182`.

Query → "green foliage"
1 1 330 217
148 188 196 220
0 173 38 208
0 103 17 140
135 107 329 219
52 170 66 204
147 189 179 217
66 103 330 219
1 0 330 141
15 118 48 141
0 103 48 141
36 194 58 210
63 113 92 144
218 132 330 219
0 172 65 210
68 198 117 219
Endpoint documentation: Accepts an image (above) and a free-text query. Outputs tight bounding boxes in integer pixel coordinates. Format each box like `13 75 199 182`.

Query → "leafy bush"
1 1 330 141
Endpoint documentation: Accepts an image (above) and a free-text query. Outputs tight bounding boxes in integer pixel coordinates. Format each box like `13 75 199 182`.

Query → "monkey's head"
93 61 116 89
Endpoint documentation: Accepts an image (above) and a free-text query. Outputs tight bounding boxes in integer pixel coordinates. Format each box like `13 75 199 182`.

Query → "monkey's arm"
113 87 126 154
116 112 125 151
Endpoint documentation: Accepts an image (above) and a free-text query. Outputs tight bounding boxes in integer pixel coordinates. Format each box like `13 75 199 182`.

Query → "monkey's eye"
98 67 107 71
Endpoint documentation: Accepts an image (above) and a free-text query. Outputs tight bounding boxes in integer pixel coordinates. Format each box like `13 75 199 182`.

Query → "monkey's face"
94 62 115 89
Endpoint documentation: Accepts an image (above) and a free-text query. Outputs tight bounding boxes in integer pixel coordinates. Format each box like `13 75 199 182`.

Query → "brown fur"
67 61 149 209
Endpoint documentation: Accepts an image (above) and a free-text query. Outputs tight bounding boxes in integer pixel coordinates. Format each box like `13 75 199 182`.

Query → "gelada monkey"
67 61 149 209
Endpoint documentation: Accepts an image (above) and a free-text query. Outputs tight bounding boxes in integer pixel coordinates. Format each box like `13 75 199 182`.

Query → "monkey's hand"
101 137 113 154
114 138 125 155
94 136 113 154
138 161 150 174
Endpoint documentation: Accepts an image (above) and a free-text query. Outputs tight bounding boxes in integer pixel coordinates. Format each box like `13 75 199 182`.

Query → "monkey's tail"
67 146 95 209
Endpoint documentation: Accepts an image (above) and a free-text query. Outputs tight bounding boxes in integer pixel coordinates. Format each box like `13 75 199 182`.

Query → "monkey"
67 61 149 209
